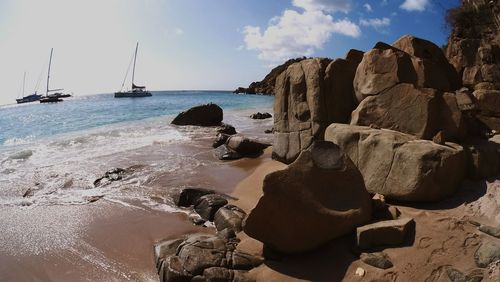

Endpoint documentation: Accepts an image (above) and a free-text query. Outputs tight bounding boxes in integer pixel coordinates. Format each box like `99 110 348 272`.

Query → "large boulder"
351 83 469 141
171 103 223 126
243 141 372 254
273 51 363 164
325 124 467 201
226 136 270 157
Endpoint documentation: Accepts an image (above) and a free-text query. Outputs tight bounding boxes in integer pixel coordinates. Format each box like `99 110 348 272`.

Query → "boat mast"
131 42 138 88
46 48 53 96
22 72 26 97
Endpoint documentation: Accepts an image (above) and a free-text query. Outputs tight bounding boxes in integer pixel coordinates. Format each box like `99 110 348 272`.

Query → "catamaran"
16 72 43 104
40 48 72 103
115 42 152 98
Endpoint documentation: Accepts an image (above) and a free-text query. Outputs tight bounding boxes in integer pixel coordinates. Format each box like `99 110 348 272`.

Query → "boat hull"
40 97 63 103
114 91 152 98
16 94 43 104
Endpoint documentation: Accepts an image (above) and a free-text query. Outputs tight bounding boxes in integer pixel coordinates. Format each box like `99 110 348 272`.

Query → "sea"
0 91 274 211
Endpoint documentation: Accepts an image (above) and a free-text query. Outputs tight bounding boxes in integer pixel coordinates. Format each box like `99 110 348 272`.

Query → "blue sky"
0 0 460 105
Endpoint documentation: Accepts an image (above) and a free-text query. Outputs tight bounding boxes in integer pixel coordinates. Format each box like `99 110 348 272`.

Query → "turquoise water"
0 91 273 146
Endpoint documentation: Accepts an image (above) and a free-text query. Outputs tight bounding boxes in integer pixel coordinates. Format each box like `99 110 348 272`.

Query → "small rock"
250 112 272 119
189 215 206 226
84 195 103 203
446 268 467 282
214 205 247 232
355 267 366 277
356 218 415 249
475 241 500 268
171 188 215 207
432 131 446 145
226 136 270 157
194 194 228 221
478 225 500 239
212 133 230 148
360 252 393 269
214 144 242 160
264 129 273 134
22 188 34 198
218 123 237 135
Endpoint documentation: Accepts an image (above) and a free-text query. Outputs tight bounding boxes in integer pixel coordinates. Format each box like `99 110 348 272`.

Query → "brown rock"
325 123 467 201
356 218 415 249
474 89 500 117
273 56 361 163
360 252 394 269
214 205 247 233
226 136 270 157
194 194 228 221
244 141 372 254
464 137 500 180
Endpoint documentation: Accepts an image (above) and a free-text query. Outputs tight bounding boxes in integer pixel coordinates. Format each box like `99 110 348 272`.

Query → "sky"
0 0 460 105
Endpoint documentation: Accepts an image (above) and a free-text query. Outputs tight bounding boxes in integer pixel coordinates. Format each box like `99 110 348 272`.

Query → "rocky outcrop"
249 112 272 119
445 0 500 89
325 124 467 201
273 50 363 164
243 141 372 254
171 103 223 126
356 218 415 250
155 234 262 282
234 57 308 95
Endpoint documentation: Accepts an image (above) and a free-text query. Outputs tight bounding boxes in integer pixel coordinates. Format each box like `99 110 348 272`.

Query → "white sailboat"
40 48 71 103
115 42 152 98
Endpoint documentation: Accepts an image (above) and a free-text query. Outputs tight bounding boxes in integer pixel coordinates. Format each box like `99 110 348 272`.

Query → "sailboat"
16 72 43 104
115 42 152 98
40 48 71 103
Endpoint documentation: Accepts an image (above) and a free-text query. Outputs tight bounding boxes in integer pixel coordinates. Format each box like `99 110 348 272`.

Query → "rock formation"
325 123 467 202
243 141 372 254
445 0 500 130
233 57 307 95
273 50 363 163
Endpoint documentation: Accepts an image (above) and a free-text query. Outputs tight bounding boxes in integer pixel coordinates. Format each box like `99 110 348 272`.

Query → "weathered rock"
171 103 223 126
214 205 247 233
249 112 272 119
392 35 461 90
360 252 393 269
155 237 186 269
273 54 362 164
356 218 415 250
325 124 467 201
244 141 372 254
230 250 264 270
474 89 500 118
226 136 270 157
194 194 228 221
159 256 193 282
212 133 230 148
479 225 500 239
474 241 500 268
464 137 500 180
201 267 253 282
172 188 215 207
214 144 242 161
353 43 416 103
217 123 237 135
176 234 228 275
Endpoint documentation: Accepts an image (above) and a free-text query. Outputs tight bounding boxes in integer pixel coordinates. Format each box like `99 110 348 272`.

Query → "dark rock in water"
176 234 228 276
217 123 237 135
214 144 242 160
93 168 128 187
159 256 193 282
244 141 372 254
356 218 415 250
194 194 228 221
214 205 247 233
478 224 500 239
212 133 230 148
250 112 272 119
154 237 187 270
360 252 393 269
264 129 273 134
226 136 271 157
171 188 215 207
171 103 223 126
474 241 500 267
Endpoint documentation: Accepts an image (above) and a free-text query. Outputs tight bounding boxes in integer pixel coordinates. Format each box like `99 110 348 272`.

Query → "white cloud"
363 3 373 12
243 9 360 63
292 0 352 13
400 0 429 12
359 17 391 28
